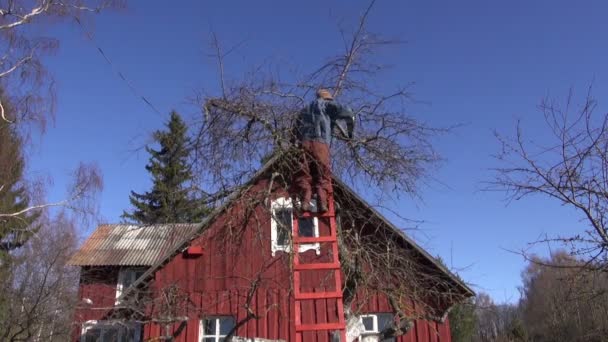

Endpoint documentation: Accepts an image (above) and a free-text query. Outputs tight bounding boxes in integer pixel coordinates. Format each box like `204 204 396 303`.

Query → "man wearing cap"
293 89 354 212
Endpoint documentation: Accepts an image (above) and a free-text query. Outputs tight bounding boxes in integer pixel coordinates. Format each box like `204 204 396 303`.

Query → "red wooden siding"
72 267 120 340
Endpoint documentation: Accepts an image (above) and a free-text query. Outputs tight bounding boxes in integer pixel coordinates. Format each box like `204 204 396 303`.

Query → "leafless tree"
472 293 524 342
519 252 608 342
492 86 608 270
0 0 114 253
192 0 444 202
0 0 123 130
0 2 117 339
0 211 81 342
181 0 465 339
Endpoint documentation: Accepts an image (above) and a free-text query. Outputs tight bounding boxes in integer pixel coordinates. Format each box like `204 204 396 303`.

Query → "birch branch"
0 1 51 30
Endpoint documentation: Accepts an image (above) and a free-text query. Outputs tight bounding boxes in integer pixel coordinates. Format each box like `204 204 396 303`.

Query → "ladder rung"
295 262 340 270
299 211 334 219
295 291 343 300
296 322 345 332
294 236 336 244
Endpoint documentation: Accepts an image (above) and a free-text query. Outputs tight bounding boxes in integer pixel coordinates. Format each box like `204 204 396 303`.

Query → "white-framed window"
199 316 236 342
116 267 146 303
358 313 395 342
81 320 141 342
270 197 320 256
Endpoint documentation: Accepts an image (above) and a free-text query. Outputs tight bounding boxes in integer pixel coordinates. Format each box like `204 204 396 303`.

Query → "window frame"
358 313 396 342
81 320 141 342
360 314 379 334
270 197 320 256
199 316 236 342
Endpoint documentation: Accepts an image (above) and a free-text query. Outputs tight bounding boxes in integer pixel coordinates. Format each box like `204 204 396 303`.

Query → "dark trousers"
294 141 331 206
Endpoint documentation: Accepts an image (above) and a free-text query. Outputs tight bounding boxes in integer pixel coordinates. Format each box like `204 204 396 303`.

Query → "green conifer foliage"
122 111 208 224
0 100 40 256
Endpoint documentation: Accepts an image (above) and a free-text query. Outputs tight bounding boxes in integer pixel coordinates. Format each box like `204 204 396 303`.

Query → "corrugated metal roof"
68 223 201 266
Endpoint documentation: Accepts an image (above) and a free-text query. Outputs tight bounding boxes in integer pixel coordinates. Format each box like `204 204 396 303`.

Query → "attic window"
115 267 146 303
270 197 320 256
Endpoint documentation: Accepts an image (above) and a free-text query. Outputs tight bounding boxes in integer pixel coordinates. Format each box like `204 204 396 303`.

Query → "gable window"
199 316 235 342
116 267 146 302
358 313 396 342
81 320 141 342
270 197 320 256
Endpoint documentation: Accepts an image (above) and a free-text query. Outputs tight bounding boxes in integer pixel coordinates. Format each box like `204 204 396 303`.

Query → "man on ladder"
293 88 355 213
292 89 355 342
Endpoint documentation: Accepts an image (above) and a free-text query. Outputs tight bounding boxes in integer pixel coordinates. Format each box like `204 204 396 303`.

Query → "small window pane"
277 225 290 246
203 319 215 335
135 269 146 280
377 313 393 331
275 209 292 246
120 268 145 290
103 327 119 341
219 317 235 335
84 328 101 342
203 338 216 342
362 316 375 331
298 218 314 237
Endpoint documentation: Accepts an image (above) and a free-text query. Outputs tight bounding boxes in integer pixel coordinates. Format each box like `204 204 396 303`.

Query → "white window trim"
270 197 320 256
356 313 397 342
360 314 379 334
81 320 141 342
199 316 235 342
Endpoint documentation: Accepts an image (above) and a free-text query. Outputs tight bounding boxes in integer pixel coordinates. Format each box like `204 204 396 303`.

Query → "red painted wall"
72 267 120 340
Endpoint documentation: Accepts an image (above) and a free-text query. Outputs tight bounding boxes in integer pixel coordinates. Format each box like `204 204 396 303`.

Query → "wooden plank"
294 235 337 243
267 289 279 340
257 289 267 338
295 291 343 300
315 294 328 342
287 293 295 342
429 320 439 342
296 322 345 331
418 319 428 342
294 262 340 270
185 312 198 342
443 319 452 342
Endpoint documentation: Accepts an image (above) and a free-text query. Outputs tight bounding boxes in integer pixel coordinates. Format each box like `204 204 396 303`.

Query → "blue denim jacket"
296 99 354 144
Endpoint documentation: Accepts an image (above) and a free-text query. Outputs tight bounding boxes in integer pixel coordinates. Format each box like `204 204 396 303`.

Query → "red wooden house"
69 155 473 342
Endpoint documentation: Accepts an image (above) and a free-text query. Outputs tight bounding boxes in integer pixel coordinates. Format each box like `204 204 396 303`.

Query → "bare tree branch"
491 86 608 271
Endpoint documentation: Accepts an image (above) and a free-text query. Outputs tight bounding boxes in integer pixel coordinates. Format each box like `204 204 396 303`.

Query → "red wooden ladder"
292 191 347 342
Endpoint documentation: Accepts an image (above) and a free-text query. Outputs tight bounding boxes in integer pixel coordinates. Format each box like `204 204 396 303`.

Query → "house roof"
115 151 474 307
68 223 201 266
332 178 475 298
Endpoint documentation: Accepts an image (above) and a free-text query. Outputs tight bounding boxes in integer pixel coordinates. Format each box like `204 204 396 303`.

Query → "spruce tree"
122 111 208 224
0 99 40 256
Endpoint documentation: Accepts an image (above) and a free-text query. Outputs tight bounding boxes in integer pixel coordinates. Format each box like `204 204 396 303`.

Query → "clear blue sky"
30 0 608 303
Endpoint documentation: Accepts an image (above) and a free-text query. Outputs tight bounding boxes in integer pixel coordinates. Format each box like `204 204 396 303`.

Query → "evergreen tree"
448 298 477 342
434 256 477 342
0 97 40 257
122 111 208 224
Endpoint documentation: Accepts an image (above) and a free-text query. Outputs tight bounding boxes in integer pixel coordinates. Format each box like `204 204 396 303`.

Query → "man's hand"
347 116 355 139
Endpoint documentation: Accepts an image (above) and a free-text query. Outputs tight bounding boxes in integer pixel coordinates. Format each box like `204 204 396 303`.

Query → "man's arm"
328 101 356 139
328 101 354 119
